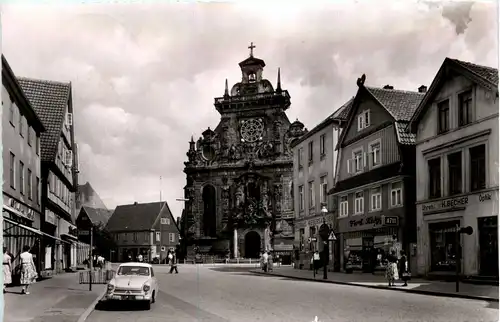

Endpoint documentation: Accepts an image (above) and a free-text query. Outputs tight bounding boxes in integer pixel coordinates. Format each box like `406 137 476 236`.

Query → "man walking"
168 251 178 274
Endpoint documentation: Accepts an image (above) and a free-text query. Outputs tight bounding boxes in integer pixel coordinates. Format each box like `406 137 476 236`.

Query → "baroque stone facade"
182 46 306 259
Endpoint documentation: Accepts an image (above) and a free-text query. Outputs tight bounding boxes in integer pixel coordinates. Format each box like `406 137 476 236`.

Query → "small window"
155 232 161 242
470 145 486 191
353 151 363 172
9 152 16 189
19 161 25 195
369 142 381 167
161 218 170 225
390 182 403 207
428 158 441 198
320 134 326 156
320 176 328 204
308 181 315 209
357 110 370 131
370 187 382 211
354 191 364 214
459 90 473 126
339 196 348 217
298 148 303 168
9 100 15 125
65 150 73 167
27 169 33 200
27 127 32 146
19 114 24 137
133 233 138 242
36 177 40 204
299 185 304 211
169 233 175 243
448 152 462 195
248 72 256 83
308 141 313 162
66 113 73 127
438 100 450 134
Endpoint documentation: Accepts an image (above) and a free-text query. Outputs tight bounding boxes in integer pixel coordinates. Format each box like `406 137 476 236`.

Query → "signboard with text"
421 191 495 215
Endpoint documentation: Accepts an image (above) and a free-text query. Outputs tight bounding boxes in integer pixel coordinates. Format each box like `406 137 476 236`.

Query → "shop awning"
3 217 42 237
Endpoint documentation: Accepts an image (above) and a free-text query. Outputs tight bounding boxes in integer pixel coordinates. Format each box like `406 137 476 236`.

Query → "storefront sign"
339 214 384 233
422 196 468 214
45 210 57 226
382 216 399 226
479 193 492 202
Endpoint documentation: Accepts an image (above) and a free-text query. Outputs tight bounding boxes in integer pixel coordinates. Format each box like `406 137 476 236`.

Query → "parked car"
104 262 158 309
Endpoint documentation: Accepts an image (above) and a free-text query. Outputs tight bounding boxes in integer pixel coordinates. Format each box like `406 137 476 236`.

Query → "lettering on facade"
479 193 492 202
349 216 382 228
422 196 468 213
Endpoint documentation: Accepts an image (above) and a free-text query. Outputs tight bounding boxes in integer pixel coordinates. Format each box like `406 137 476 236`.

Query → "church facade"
182 45 306 260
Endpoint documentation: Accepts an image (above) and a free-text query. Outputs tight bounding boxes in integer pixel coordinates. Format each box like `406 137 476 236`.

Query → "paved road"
87 265 498 322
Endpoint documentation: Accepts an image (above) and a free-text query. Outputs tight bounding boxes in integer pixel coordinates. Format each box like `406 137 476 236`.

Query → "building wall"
414 74 499 276
152 208 181 259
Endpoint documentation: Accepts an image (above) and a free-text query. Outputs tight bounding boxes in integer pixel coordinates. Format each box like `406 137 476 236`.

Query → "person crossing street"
168 250 178 274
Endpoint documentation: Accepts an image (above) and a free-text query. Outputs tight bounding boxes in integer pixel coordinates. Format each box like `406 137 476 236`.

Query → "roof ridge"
17 76 71 87
450 58 498 72
366 86 425 95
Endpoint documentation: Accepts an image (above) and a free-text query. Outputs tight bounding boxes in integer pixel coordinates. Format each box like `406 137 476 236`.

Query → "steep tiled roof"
366 87 425 121
106 201 166 232
451 59 498 85
82 207 113 226
395 122 416 145
17 77 71 162
331 97 354 121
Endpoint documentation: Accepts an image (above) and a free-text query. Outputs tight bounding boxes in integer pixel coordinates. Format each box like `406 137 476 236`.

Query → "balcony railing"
214 90 290 105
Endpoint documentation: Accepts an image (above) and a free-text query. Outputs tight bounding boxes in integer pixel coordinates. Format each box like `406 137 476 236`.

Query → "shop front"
59 220 79 271
273 239 294 265
338 213 401 273
417 189 499 277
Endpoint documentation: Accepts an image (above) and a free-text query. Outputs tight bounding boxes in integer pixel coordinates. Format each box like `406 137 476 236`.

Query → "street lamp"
319 205 330 280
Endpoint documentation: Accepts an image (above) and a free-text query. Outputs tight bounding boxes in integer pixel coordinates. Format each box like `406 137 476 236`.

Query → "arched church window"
202 185 217 237
248 72 256 83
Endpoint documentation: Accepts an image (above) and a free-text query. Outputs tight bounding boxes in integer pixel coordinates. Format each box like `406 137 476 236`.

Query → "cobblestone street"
86 265 498 322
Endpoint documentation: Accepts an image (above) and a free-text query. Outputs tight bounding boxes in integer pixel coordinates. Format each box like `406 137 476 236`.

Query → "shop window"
339 196 348 217
428 157 441 198
354 191 364 214
470 145 486 191
429 221 460 271
448 152 462 195
438 99 450 134
390 182 403 207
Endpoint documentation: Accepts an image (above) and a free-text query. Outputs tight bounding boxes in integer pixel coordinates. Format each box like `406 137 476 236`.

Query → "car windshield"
117 266 150 276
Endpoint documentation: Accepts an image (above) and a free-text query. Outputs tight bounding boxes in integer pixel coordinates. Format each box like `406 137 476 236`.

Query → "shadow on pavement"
94 300 150 312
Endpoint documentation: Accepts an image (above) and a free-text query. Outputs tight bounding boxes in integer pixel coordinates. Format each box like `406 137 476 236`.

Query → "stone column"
233 228 238 258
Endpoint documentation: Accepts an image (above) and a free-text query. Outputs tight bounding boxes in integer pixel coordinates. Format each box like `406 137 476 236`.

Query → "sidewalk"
4 270 106 322
250 266 499 302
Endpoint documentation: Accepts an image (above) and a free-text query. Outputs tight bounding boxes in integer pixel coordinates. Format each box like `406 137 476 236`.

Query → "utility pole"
160 176 164 264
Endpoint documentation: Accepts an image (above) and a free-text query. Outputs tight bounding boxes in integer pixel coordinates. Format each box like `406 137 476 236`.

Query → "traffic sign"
308 237 317 243
328 231 336 241
78 230 90 236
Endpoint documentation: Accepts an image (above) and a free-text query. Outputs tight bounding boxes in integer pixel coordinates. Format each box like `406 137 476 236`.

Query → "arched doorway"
244 231 261 259
202 185 217 237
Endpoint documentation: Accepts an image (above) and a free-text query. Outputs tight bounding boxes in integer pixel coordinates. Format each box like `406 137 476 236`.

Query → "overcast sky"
1 1 497 219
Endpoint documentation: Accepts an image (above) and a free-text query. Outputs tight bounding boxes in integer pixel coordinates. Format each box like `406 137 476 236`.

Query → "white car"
105 262 158 309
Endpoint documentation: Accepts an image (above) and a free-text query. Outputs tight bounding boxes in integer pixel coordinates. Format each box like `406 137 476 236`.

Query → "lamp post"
320 206 330 280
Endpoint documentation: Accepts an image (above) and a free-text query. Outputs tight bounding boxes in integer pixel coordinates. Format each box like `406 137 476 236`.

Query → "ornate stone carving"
276 219 293 238
257 141 274 159
240 118 264 143
274 183 283 213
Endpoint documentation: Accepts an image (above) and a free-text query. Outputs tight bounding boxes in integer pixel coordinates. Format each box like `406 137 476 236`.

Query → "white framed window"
320 176 328 204
369 141 381 167
390 182 403 207
65 150 73 167
169 233 175 243
370 187 382 211
299 185 304 211
357 110 370 131
352 150 365 172
339 196 348 217
155 232 161 242
298 148 304 168
308 181 315 208
161 217 170 225
354 191 364 214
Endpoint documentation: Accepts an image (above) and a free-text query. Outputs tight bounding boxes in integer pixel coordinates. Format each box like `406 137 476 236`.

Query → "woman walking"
3 247 12 293
399 250 410 287
20 245 37 295
385 250 399 287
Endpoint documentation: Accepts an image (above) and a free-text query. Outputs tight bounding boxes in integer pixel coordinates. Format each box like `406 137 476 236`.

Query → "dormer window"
357 110 370 131
248 72 256 83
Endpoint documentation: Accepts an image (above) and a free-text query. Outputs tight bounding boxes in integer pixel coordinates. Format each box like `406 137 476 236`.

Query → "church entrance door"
244 231 261 259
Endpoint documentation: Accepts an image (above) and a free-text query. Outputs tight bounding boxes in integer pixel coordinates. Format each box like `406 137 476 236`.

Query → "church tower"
182 43 306 263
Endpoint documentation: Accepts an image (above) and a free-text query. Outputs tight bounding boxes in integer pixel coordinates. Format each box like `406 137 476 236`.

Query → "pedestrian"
20 245 37 295
259 252 263 270
137 253 143 262
313 251 320 274
169 251 178 274
262 251 269 272
267 251 273 272
399 250 410 287
3 246 12 293
385 250 399 287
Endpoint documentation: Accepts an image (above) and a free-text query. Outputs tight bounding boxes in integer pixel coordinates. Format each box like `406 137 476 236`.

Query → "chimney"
418 85 427 93
134 201 138 205
383 85 394 90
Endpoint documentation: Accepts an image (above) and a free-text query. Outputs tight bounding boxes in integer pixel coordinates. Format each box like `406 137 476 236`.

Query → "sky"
1 1 497 220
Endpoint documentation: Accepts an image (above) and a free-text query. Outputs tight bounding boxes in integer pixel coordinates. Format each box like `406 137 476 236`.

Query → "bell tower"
239 42 265 84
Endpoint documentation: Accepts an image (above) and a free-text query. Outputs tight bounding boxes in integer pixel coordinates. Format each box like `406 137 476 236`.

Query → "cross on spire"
248 42 256 57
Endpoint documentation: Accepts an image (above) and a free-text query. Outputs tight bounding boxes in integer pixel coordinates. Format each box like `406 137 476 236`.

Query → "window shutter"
363 152 368 168
365 111 371 126
347 159 351 173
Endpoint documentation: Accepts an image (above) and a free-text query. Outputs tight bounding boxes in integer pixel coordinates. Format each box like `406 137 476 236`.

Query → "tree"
92 223 117 259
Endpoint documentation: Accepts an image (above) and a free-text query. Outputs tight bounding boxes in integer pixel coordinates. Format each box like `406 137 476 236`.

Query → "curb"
249 271 499 303
76 287 107 322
